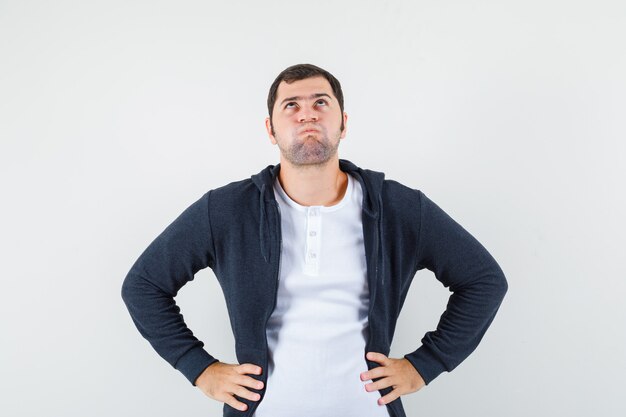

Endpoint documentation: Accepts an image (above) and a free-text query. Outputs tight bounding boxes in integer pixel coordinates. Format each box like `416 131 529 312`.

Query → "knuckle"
233 375 248 389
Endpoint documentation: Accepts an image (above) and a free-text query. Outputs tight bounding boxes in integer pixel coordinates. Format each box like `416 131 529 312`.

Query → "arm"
121 191 218 385
403 190 508 384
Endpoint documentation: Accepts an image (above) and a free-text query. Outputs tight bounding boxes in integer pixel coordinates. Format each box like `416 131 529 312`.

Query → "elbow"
120 275 131 305
120 271 138 307
495 270 508 302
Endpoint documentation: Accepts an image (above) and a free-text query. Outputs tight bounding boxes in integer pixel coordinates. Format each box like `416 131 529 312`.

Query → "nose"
298 110 318 123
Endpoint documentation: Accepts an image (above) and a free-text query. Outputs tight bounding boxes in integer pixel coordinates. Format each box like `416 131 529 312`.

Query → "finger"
360 365 390 381
236 363 263 375
223 394 248 412
236 374 265 390
233 385 262 402
366 352 389 364
377 387 402 405
365 376 397 392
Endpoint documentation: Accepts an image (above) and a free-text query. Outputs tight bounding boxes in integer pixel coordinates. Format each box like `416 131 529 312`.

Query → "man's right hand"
195 361 264 412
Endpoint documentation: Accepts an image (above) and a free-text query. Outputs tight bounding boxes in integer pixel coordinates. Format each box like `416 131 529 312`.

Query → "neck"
277 156 348 207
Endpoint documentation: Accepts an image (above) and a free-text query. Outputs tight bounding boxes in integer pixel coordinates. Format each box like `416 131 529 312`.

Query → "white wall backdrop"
1 1 624 416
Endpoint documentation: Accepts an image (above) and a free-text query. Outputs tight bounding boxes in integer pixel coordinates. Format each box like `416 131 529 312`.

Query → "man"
121 64 508 417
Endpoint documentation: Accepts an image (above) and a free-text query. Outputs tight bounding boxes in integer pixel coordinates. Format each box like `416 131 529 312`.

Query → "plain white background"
1 1 624 416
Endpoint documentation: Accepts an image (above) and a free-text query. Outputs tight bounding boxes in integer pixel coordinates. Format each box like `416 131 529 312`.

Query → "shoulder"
382 178 423 204
210 178 257 198
204 178 260 221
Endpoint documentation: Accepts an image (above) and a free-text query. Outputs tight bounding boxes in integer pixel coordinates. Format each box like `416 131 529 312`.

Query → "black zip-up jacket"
121 158 508 417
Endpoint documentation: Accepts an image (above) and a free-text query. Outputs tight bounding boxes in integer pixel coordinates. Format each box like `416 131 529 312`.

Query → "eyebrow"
280 93 332 107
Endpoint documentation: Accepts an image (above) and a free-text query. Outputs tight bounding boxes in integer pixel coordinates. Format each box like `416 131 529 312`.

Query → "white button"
309 252 316 258
309 231 317 236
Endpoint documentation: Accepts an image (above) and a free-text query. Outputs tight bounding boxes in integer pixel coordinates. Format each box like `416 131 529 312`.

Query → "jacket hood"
251 158 386 263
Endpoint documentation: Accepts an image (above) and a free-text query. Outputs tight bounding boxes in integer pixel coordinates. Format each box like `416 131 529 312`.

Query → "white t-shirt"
252 173 390 417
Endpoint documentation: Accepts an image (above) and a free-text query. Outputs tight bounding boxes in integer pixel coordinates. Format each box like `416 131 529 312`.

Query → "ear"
340 112 348 139
265 117 277 145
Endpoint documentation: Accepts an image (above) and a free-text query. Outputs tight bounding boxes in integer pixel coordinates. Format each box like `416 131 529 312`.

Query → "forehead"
275 76 334 101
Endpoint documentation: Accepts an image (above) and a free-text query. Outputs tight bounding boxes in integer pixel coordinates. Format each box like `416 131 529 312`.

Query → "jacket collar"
251 158 385 264
250 158 385 218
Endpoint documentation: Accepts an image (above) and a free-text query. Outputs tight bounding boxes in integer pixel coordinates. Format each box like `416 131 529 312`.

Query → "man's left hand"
360 352 426 405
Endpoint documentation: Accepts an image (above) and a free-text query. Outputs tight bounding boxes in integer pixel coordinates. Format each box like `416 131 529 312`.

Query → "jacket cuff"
404 345 448 385
175 346 219 385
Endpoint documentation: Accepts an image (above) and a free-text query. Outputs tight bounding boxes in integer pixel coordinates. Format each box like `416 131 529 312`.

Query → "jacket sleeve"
403 190 508 385
121 190 219 385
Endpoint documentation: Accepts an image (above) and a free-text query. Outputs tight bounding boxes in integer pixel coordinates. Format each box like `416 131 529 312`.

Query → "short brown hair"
267 63 345 134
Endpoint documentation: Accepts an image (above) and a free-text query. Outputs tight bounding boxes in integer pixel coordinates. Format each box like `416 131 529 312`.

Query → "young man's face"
265 76 348 167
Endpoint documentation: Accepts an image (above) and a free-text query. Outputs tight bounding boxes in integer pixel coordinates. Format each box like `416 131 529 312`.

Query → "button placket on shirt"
304 207 321 275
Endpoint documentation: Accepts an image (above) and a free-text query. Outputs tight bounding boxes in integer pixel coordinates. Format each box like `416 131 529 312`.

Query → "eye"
285 102 297 109
315 99 328 106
